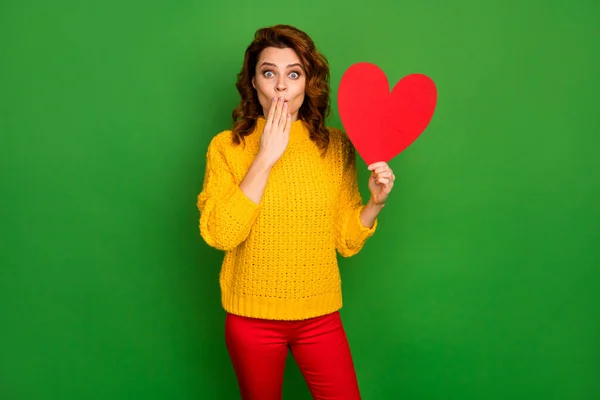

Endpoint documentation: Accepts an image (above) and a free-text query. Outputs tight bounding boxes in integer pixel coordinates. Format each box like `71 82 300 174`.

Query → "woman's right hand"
257 96 292 168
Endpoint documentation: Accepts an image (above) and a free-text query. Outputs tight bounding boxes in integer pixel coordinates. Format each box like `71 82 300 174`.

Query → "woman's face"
252 46 306 122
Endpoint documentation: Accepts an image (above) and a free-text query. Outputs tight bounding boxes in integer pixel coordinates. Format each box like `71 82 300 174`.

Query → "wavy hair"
231 24 332 152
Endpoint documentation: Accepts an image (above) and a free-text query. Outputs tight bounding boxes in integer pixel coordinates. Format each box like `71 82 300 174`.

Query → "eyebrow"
259 62 303 69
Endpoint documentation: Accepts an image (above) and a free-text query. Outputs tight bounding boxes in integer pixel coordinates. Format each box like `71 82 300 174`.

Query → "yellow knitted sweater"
197 117 378 321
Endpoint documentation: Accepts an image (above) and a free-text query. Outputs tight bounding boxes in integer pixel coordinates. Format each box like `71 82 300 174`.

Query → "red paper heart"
337 62 437 165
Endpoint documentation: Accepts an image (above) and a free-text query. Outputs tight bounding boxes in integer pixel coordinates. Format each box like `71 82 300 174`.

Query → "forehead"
257 47 302 67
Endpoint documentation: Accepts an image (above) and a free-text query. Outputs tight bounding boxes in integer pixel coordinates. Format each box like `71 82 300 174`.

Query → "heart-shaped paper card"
337 62 437 165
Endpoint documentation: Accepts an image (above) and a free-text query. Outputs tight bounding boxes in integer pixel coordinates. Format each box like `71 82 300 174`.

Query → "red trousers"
225 311 362 400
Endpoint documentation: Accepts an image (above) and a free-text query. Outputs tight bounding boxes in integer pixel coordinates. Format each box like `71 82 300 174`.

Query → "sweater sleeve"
334 133 378 257
196 136 260 251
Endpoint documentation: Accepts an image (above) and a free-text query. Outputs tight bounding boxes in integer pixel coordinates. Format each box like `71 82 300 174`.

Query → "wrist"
368 197 386 208
254 151 275 171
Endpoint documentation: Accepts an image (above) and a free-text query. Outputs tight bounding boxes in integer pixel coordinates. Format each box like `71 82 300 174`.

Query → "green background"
2 0 598 399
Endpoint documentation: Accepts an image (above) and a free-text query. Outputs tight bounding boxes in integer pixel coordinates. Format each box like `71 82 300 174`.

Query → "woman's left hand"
367 162 395 206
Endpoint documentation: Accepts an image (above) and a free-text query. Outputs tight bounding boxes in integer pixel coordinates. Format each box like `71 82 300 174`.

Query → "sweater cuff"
346 205 377 247
220 185 261 225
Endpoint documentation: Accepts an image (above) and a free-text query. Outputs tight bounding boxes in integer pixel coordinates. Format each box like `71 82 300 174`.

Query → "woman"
197 24 395 400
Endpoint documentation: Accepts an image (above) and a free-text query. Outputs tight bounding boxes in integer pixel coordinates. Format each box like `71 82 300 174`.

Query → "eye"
263 70 275 78
289 71 301 79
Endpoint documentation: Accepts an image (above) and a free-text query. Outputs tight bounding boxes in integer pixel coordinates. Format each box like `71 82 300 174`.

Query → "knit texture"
197 117 378 320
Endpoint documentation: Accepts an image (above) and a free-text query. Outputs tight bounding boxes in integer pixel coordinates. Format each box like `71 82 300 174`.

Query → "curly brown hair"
231 24 332 152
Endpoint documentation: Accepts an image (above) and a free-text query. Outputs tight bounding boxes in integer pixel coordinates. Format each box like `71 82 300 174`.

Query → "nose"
275 77 287 92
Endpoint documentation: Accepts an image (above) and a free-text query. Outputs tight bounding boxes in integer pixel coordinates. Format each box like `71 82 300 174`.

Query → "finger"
372 172 392 183
377 177 390 185
265 97 277 128
283 112 292 133
375 171 393 179
368 161 387 169
279 101 288 127
273 97 284 126
374 166 392 175
368 162 388 171
380 181 393 194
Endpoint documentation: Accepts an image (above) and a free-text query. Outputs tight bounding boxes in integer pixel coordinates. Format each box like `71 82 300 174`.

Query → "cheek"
257 83 268 95
299 82 307 96
255 79 271 94
293 82 306 98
